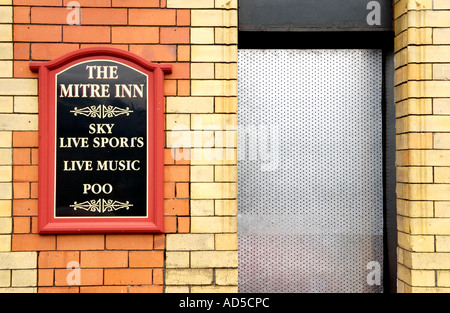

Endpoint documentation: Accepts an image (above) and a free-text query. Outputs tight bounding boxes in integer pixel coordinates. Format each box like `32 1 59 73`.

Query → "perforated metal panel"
238 49 384 293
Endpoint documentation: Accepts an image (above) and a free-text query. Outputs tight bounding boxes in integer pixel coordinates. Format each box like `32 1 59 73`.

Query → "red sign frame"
30 47 171 234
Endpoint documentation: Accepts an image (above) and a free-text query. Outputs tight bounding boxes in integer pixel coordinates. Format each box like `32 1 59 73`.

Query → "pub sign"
30 48 171 233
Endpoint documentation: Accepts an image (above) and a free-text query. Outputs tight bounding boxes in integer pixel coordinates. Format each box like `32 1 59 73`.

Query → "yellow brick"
215 0 237 9
0 149 11 165
0 131 10 147
398 200 434 217
191 166 214 183
434 0 450 9
0 218 11 234
0 79 37 96
191 114 237 130
0 6 12 23
0 183 11 199
406 10 450 27
0 235 10 251
166 97 214 113
167 0 214 8
396 81 450 102
405 251 450 269
191 251 238 268
191 10 237 27
435 167 450 183
166 114 190 131
398 232 435 252
215 97 237 113
191 148 236 165
191 63 214 79
192 80 237 96
215 27 237 44
214 166 237 182
166 130 214 148
408 217 450 235
215 199 237 216
215 63 237 80
396 98 432 117
397 150 450 166
0 61 11 78
436 236 450 252
0 200 10 217
166 252 190 268
434 99 450 115
11 270 36 287
394 0 432 19
436 202 450 217
165 269 213 285
394 28 432 52
191 285 238 293
396 167 432 183
165 286 190 293
438 271 450 287
214 130 236 148
191 182 236 199
0 270 9 287
191 28 214 44
396 133 432 150
434 133 450 149
0 0 12 5
0 25 11 42
0 44 12 60
398 264 435 286
409 45 450 63
0 96 12 113
215 269 238 285
394 64 432 85
400 183 450 201
0 114 38 131
166 234 215 251
191 216 237 233
0 165 11 182
190 200 214 216
191 45 237 62
0 287 36 293
13 96 38 114
215 233 237 250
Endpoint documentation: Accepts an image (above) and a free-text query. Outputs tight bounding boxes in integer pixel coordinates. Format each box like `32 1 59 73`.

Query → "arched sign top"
32 47 171 234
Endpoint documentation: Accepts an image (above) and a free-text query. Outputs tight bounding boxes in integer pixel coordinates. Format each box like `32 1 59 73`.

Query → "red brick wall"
12 0 191 293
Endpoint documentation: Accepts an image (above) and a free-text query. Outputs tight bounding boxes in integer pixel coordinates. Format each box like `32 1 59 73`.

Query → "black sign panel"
55 61 148 218
239 0 393 32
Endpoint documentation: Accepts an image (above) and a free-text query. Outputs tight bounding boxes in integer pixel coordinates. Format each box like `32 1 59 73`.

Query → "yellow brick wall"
0 0 37 293
395 0 450 292
164 0 238 293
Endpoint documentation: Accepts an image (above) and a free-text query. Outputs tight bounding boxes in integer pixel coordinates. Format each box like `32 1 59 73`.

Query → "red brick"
14 43 30 60
39 251 80 268
177 10 190 26
153 268 163 284
164 199 189 216
14 25 61 43
80 286 127 293
177 45 190 62
177 80 190 96
153 234 165 250
31 216 38 233
104 268 152 285
80 251 128 268
129 9 176 26
13 132 38 148
12 234 56 251
164 216 176 233
13 199 38 216
164 80 177 96
38 269 54 287
13 182 30 199
105 234 154 250
112 0 159 7
164 149 175 165
129 286 163 293
174 148 190 164
38 286 79 293
130 45 176 62
164 165 189 182
161 0 166 7
13 148 30 165
55 268 103 286
164 182 175 198
31 43 79 61
79 43 128 51
63 0 111 7
13 165 38 182
81 8 128 25
13 216 30 233
112 27 159 44
160 27 190 44
30 182 38 198
177 216 190 233
129 251 164 268
57 234 105 250
14 7 30 24
30 7 68 24
166 63 190 79
31 149 38 165
63 26 110 43
175 182 189 198
14 0 63 6
14 61 37 78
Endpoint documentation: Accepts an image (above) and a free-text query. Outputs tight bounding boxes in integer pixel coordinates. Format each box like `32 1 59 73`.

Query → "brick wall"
395 0 450 292
1 0 238 293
